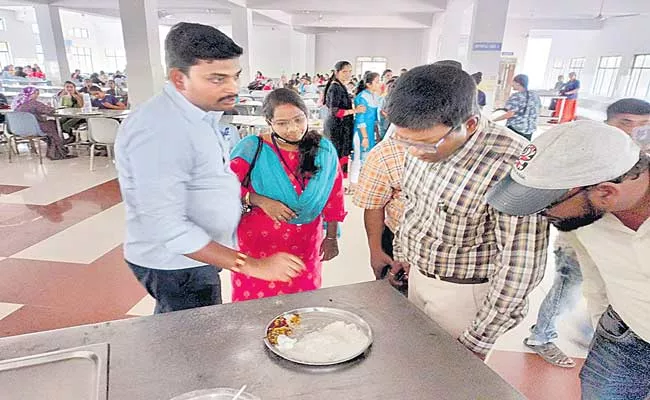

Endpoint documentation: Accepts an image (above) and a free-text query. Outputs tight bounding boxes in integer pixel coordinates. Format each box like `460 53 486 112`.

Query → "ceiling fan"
593 0 640 21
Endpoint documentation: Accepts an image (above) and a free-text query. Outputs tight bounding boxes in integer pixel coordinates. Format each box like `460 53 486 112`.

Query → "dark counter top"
0 281 524 399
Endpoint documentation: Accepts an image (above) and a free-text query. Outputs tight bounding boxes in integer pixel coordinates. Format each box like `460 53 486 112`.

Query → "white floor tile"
10 203 125 264
0 156 116 205
126 295 155 317
0 302 23 320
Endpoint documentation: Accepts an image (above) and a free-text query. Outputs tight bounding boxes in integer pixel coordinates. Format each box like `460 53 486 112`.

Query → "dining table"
0 281 525 400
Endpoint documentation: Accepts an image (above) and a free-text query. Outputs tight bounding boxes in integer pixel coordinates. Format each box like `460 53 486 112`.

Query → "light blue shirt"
115 83 242 270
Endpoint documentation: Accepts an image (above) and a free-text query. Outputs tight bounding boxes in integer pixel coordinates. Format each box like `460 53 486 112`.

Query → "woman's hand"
320 238 339 261
355 105 367 114
361 137 370 150
254 195 297 223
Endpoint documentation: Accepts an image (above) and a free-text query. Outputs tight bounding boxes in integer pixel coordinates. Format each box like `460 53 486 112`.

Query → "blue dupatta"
231 135 339 225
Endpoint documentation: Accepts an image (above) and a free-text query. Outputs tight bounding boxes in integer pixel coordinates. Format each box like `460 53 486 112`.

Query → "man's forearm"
364 208 386 252
186 241 242 272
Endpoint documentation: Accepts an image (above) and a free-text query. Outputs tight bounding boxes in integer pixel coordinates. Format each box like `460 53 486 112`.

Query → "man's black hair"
385 64 477 130
165 22 243 74
606 98 650 120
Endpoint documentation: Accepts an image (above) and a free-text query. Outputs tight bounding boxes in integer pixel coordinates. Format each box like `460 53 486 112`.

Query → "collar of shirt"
586 213 650 237
163 83 224 129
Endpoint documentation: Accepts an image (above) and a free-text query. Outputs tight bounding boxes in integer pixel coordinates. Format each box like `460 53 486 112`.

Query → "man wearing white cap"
487 120 650 400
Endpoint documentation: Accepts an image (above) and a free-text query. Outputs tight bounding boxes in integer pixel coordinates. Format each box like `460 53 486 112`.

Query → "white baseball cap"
486 120 641 216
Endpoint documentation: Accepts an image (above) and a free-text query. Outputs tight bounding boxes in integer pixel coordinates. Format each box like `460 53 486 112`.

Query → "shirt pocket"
431 202 488 247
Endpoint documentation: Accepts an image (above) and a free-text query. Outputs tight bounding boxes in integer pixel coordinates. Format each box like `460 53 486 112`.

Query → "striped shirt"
394 121 549 354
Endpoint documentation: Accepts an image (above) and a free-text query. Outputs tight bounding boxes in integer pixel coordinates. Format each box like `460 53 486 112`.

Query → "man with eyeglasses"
385 64 549 360
487 120 650 400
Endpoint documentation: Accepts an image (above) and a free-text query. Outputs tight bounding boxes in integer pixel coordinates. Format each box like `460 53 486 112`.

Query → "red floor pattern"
0 179 122 256
488 350 584 400
0 246 146 337
0 185 29 195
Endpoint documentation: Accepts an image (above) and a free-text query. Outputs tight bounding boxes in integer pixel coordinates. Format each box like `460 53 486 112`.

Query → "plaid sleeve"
352 147 393 210
459 209 549 355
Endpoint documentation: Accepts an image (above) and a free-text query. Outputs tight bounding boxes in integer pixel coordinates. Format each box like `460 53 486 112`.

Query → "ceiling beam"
247 0 444 13
515 17 605 31
293 14 432 29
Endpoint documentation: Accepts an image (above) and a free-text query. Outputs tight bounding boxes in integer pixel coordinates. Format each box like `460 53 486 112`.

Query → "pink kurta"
230 141 345 302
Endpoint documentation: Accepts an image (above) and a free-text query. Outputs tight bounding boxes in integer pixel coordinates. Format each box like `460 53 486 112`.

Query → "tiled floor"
0 147 590 399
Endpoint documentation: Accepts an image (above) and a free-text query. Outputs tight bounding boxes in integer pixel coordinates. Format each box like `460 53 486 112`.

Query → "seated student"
89 86 126 110
79 79 94 94
105 80 125 97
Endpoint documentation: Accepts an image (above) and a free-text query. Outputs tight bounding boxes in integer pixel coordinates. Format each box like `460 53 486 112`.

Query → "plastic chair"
87 117 119 171
5 111 47 164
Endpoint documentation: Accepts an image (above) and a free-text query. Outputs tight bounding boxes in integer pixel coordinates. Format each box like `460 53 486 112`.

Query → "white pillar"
33 5 70 85
305 34 316 75
118 0 164 108
421 0 475 67
467 0 510 107
231 5 253 84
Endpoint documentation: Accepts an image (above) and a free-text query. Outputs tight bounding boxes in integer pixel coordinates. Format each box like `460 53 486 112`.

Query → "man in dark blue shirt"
89 86 126 110
90 86 126 110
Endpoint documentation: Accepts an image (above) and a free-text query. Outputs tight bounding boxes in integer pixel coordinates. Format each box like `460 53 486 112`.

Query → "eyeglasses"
539 187 590 217
391 124 460 153
270 114 307 132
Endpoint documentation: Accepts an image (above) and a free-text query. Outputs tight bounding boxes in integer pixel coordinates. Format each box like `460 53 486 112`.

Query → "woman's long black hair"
356 71 380 96
263 88 321 178
323 60 351 100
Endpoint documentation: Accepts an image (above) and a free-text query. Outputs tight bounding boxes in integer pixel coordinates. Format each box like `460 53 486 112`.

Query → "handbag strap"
242 136 263 188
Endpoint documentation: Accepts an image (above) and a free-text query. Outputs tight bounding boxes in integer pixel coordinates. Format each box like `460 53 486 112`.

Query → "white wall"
0 8 39 66
59 10 127 74
508 14 650 99
315 29 425 75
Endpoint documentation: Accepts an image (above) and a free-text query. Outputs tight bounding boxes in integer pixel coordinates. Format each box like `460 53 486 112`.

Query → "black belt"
421 270 488 285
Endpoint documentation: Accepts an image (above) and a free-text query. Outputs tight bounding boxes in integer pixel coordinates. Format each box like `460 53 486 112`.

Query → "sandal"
523 338 576 368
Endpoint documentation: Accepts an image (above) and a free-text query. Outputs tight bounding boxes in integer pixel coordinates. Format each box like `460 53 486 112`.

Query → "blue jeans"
128 261 222 314
580 306 650 400
528 245 592 345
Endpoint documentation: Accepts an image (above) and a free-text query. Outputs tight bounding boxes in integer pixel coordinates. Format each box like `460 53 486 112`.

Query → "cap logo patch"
514 144 537 171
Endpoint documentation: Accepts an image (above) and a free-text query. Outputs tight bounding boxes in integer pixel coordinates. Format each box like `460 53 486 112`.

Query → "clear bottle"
82 92 92 112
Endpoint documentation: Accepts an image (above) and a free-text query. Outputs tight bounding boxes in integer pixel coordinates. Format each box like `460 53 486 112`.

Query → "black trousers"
128 261 222 314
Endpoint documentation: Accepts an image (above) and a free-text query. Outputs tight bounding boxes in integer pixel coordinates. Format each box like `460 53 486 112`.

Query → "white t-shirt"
568 214 650 342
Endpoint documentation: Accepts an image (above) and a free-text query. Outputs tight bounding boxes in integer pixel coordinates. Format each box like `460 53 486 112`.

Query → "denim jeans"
127 261 222 314
580 306 650 400
528 244 593 345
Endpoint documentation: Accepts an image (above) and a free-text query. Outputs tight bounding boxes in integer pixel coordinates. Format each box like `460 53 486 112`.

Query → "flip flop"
524 338 576 368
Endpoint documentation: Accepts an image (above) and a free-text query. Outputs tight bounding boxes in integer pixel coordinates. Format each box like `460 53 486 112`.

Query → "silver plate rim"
263 307 373 366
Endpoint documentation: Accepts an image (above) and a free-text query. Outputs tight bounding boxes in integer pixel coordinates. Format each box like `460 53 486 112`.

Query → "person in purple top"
89 86 126 110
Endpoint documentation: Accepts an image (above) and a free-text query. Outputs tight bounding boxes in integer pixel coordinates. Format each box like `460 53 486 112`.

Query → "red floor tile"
0 304 134 337
488 350 584 400
0 179 122 256
0 185 28 195
0 246 145 315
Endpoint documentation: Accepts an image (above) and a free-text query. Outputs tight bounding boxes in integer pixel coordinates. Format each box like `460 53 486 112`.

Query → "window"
355 56 387 77
105 48 126 72
68 46 93 73
0 18 6 31
69 27 89 39
32 24 43 63
592 56 622 97
568 58 586 79
548 58 565 87
0 42 12 66
626 54 650 100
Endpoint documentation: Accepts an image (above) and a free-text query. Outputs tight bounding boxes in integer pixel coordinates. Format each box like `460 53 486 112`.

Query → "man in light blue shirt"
115 22 304 314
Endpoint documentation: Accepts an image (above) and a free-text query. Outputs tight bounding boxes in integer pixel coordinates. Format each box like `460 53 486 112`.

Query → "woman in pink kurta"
230 89 345 302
